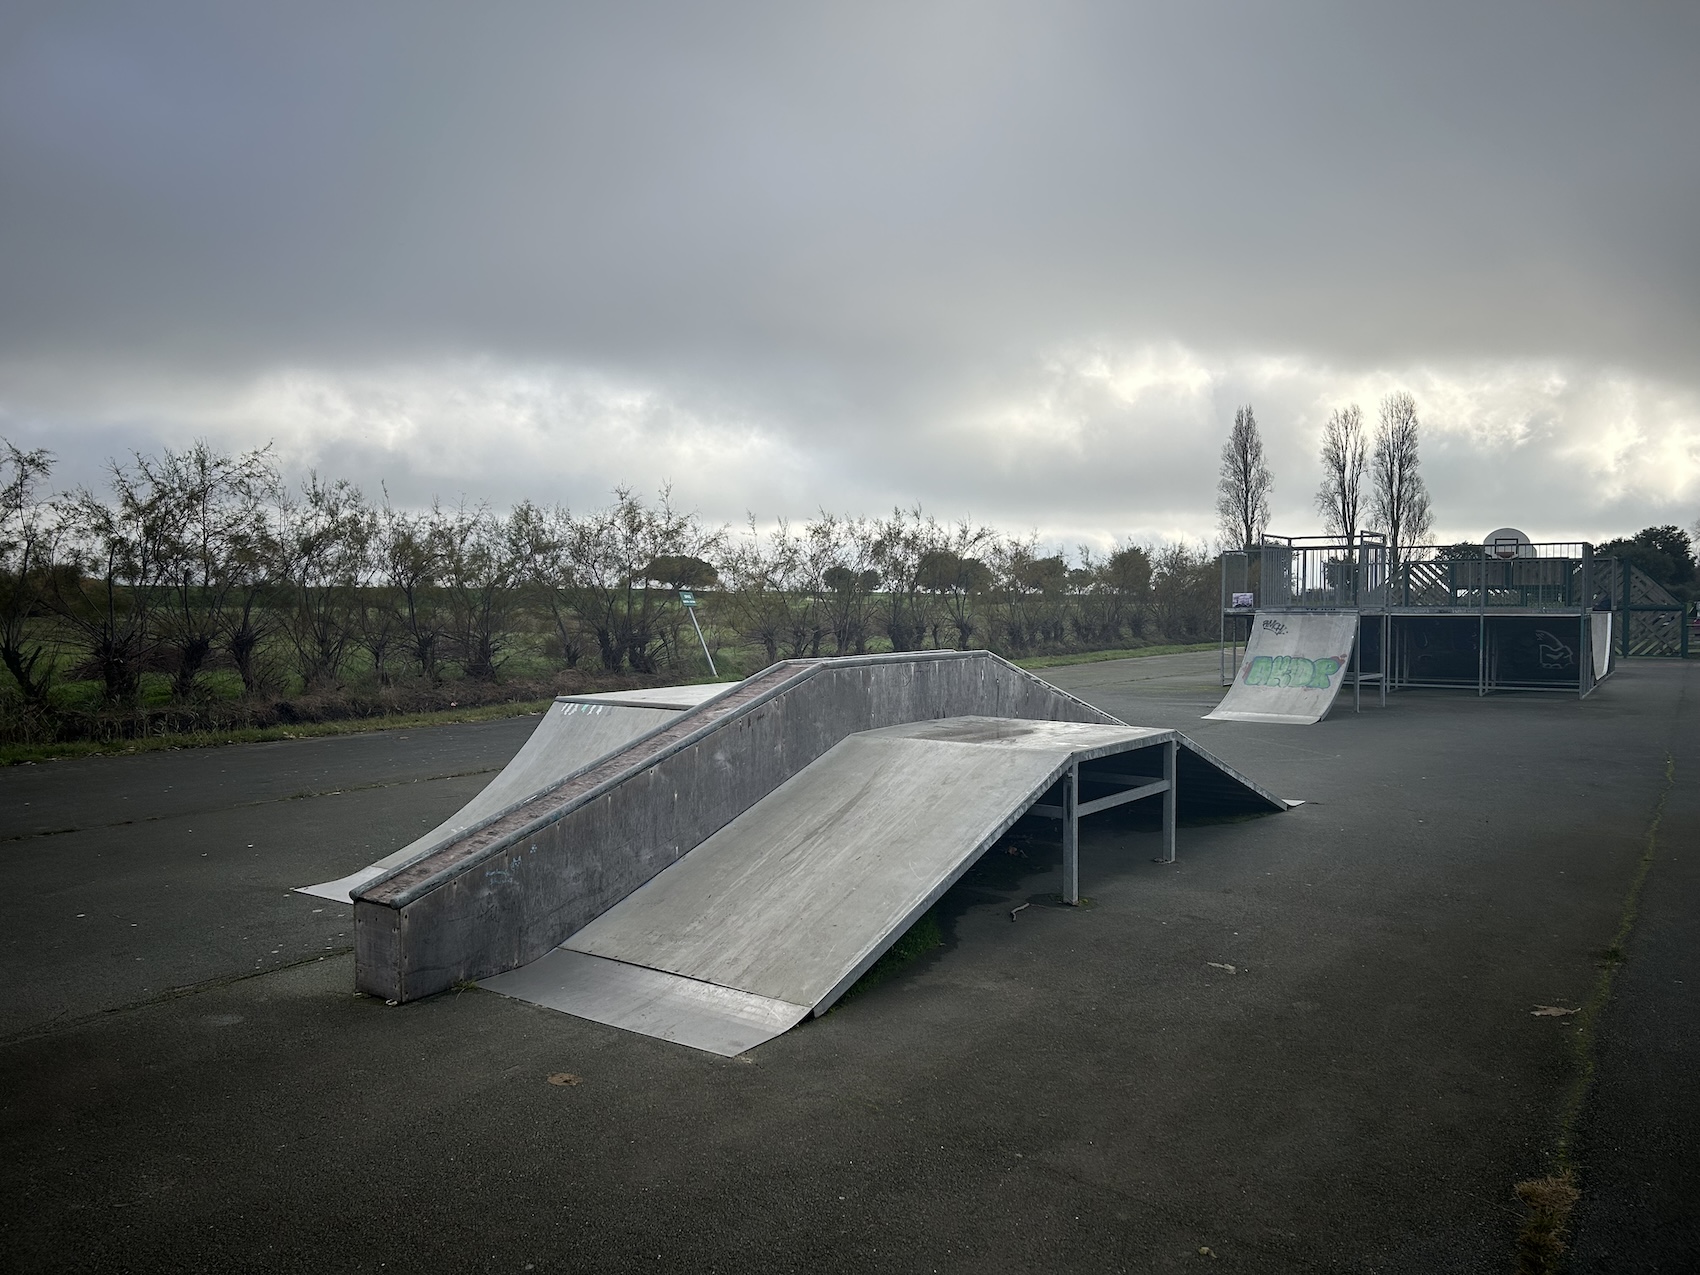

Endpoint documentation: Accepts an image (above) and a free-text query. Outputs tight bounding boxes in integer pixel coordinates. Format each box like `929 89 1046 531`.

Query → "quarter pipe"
1206 612 1359 725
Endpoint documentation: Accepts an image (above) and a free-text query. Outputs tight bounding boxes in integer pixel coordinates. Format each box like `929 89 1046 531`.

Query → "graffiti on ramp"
1206 612 1360 725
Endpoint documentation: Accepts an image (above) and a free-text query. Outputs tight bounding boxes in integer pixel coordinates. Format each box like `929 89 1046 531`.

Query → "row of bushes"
0 439 1224 743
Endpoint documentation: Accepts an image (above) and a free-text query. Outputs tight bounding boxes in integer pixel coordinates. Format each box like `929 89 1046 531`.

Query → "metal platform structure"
484 716 1269 1054
1216 532 1689 702
344 651 1287 1053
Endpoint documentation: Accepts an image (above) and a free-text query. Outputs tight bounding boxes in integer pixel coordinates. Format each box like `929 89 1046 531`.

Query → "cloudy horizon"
3 1 1697 552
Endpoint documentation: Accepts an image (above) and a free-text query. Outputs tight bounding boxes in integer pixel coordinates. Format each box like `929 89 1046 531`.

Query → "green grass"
0 638 1222 765
0 698 557 766
1013 642 1219 670
832 910 945 1006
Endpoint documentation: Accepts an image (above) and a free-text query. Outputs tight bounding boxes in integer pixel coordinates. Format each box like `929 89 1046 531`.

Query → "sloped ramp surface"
356 651 1122 1003
298 683 733 902
1591 612 1612 681
1207 611 1359 725
482 716 1281 1054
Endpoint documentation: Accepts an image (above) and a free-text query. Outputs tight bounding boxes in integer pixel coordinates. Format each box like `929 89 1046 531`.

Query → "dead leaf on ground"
546 1072 583 1086
1531 1006 1579 1017
1206 962 1237 974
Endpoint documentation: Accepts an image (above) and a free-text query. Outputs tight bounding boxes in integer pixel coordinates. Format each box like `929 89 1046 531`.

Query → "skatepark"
2 643 1696 1271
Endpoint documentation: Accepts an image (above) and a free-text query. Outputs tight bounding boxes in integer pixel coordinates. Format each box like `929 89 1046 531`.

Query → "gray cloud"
2 1 1697 546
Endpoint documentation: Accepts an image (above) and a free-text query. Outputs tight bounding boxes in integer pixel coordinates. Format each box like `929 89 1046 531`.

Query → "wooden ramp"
480 716 1282 1055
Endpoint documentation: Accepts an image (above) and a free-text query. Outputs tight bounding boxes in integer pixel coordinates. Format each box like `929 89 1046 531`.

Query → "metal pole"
1353 616 1361 713
1220 610 1226 686
1160 740 1177 865
1381 613 1389 707
1478 547 1488 697
1061 764 1079 905
1579 544 1592 699
686 606 717 678
1620 559 1630 660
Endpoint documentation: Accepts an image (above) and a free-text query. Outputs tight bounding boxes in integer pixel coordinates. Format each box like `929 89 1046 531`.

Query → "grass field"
0 642 1217 766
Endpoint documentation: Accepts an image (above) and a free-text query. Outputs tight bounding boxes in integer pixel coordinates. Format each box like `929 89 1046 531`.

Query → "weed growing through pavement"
1513 752 1673 1272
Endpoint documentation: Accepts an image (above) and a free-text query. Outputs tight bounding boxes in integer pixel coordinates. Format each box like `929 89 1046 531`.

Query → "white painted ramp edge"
480 949 811 1057
1205 611 1359 725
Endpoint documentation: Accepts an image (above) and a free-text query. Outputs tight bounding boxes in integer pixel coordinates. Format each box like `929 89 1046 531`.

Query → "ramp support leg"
1160 740 1177 864
1062 763 1079 905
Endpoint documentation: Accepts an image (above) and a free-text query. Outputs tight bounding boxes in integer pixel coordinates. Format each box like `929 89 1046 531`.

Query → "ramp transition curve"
1206 611 1360 725
297 683 734 902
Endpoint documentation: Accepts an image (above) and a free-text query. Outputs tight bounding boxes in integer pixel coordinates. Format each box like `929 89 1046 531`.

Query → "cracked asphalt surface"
2 656 1694 1272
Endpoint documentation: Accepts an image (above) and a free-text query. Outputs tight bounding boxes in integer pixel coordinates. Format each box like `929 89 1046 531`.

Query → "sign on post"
678 589 715 676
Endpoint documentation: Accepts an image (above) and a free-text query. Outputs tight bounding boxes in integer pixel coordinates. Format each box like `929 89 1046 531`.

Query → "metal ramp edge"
480 717 1285 1054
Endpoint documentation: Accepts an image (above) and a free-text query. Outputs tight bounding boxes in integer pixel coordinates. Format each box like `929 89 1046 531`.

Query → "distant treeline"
0 440 1222 742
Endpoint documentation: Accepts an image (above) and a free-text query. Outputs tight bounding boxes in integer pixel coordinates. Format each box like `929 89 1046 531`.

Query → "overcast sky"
2 1 1697 550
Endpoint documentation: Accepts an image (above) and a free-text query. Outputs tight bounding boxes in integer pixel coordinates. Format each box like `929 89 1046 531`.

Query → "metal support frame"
1060 764 1079 905
1221 536 1622 699
1040 740 1178 905
1162 739 1177 865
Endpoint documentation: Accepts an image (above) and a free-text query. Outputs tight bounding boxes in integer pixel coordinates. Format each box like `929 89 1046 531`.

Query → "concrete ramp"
480 716 1282 1054
354 652 1132 1003
1206 612 1359 725
298 683 734 902
1591 612 1612 681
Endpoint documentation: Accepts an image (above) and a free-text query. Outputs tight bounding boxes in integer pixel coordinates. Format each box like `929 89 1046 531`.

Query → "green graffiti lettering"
1246 652 1350 691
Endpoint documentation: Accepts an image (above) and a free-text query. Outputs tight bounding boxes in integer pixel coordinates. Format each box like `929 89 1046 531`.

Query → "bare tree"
563 488 717 673
274 474 373 689
0 441 59 708
1072 541 1152 646
509 500 583 671
1216 405 1273 549
869 508 944 652
1368 391 1433 569
49 458 175 703
438 501 519 681
809 513 879 655
722 518 818 665
142 442 280 701
986 535 1070 654
1314 404 1367 543
915 519 995 649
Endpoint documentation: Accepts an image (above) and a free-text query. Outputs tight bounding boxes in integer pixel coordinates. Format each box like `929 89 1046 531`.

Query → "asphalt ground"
1 654 1694 1273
